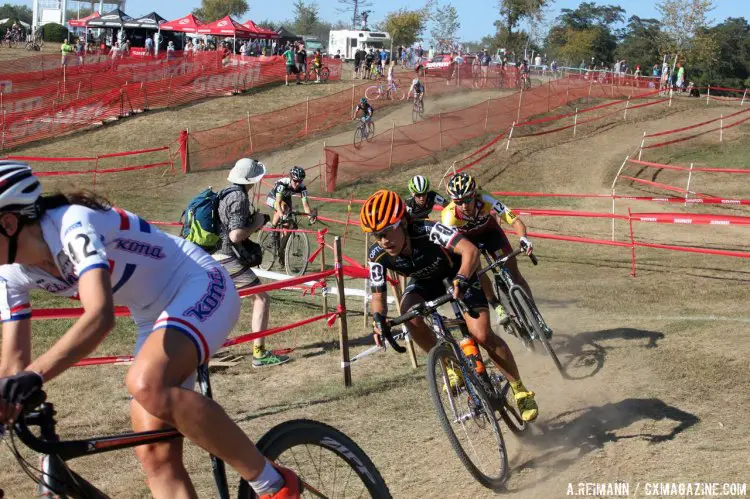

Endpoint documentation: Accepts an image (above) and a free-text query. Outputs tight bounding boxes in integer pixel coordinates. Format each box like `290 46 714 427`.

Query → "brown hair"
37 190 112 214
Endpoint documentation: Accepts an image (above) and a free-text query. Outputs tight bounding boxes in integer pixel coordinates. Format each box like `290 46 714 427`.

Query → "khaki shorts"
213 253 261 290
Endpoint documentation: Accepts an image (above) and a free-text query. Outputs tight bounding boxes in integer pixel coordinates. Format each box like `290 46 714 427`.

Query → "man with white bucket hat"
216 158 290 368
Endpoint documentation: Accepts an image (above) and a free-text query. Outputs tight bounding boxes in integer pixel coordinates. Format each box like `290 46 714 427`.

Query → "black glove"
0 371 43 406
452 274 470 297
262 213 271 226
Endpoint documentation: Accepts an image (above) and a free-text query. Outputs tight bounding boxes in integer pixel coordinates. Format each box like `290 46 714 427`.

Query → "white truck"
328 30 391 60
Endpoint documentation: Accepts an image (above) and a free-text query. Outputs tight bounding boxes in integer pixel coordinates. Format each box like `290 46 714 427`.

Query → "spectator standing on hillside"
354 48 362 78
379 48 388 74
60 38 74 67
74 38 85 65
676 62 685 92
216 159 290 368
166 40 175 60
283 44 299 85
296 44 307 83
144 35 153 57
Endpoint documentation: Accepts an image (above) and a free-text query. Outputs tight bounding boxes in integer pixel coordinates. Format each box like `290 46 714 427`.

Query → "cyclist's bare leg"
400 291 438 352
479 273 498 305
131 402 197 499
251 292 271 353
464 309 521 382
126 329 268 491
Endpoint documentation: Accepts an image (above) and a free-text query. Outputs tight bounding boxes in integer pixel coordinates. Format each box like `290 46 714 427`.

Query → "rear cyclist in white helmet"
0 161 301 498
405 175 448 220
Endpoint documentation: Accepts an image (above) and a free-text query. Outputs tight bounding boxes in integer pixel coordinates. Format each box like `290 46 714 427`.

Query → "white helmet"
0 161 41 211
228 158 266 185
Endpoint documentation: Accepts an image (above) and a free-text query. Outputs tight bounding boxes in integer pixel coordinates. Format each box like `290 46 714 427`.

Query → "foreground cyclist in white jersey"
0 162 299 498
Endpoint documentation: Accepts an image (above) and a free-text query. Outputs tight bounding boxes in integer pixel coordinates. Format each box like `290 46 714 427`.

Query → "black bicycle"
1 365 391 498
480 245 563 373
379 249 531 490
353 115 375 149
411 95 424 123
257 211 314 277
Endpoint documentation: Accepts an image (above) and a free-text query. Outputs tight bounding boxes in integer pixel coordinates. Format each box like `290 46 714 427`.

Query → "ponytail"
33 190 111 218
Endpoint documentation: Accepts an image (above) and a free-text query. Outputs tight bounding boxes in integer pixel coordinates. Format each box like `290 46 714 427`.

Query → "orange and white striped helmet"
360 189 406 233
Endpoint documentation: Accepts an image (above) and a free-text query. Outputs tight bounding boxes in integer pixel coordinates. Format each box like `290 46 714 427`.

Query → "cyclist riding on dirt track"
405 175 448 220
361 189 539 422
407 70 426 110
442 173 540 328
266 166 317 228
0 162 301 498
354 97 374 123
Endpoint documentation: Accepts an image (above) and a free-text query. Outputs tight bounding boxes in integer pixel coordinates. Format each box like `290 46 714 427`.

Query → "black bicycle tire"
512 288 563 373
492 375 527 436
426 343 509 490
493 277 534 350
238 419 392 498
366 121 375 141
256 230 276 271
354 127 364 148
284 232 309 277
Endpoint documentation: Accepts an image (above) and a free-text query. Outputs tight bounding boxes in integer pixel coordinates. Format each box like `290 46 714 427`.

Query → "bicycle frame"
11 365 232 499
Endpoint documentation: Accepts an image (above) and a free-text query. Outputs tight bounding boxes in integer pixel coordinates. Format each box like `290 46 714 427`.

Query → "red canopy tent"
159 13 204 33
242 20 279 40
68 11 100 28
197 16 253 37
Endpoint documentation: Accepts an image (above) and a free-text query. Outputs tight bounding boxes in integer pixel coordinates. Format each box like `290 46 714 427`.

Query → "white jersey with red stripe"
0 204 240 369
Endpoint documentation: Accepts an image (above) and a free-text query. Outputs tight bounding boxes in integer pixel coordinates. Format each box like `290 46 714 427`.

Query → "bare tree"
338 0 373 30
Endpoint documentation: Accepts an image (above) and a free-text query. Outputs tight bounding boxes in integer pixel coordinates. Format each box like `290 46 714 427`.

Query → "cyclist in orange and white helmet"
362 189 539 422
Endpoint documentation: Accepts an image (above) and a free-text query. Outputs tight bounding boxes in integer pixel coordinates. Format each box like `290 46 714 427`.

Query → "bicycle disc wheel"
321 67 330 81
354 127 364 148
256 230 277 271
365 86 380 100
366 121 375 141
239 419 392 498
512 287 563 373
284 232 309 277
426 343 509 489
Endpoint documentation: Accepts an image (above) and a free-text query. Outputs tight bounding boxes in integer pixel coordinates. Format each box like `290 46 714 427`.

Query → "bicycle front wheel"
365 121 375 141
320 67 330 82
364 86 381 100
256 229 277 271
427 343 509 489
284 232 309 277
354 126 364 148
512 287 563 373
412 103 421 123
390 86 404 101
239 419 392 498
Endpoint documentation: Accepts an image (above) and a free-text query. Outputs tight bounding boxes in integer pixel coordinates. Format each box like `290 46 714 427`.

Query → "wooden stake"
706 86 710 105
484 98 491 131
334 237 352 387
76 81 82 101
741 89 747 106
623 96 631 120
719 114 723 142
638 132 646 161
628 208 636 277
573 108 578 136
669 88 673 107
167 76 173 107
506 121 515 151
438 113 443 150
516 86 523 122
1 110 5 151
610 156 629 241
388 270 418 369
247 111 254 152
684 163 694 206
321 231 328 315
305 97 310 133
388 122 396 169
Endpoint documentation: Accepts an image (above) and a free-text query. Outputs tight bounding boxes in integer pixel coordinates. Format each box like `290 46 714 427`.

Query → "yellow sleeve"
441 202 459 227
481 193 517 225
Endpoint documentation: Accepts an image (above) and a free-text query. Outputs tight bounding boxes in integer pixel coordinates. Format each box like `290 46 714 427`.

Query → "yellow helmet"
446 173 477 200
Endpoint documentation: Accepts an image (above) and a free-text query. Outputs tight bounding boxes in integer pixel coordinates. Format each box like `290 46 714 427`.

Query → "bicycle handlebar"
382 247 532 352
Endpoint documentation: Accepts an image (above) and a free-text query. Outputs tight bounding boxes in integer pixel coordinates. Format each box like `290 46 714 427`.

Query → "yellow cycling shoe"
443 365 465 395
515 391 539 422
494 304 510 326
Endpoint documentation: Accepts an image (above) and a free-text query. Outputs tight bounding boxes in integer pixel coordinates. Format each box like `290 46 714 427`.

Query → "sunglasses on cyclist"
372 221 401 240
453 195 475 206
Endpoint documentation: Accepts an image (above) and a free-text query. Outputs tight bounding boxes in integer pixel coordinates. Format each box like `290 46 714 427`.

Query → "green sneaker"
252 351 291 368
494 304 510 326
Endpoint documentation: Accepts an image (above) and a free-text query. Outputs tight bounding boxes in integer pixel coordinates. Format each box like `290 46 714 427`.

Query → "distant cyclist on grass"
353 97 374 124
361 189 539 422
266 167 317 262
405 175 447 220
407 69 426 112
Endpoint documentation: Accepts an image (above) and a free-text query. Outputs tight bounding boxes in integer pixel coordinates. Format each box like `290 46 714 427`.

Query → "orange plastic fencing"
326 77 658 181
185 70 519 173
0 53 343 152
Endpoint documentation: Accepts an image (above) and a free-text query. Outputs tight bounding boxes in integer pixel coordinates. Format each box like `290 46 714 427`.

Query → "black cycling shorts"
402 275 488 311
467 228 512 256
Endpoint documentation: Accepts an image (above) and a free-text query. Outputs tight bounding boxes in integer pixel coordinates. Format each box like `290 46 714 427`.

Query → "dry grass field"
0 56 748 498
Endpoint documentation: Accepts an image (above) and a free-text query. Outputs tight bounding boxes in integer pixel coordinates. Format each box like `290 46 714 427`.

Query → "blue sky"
19 0 743 41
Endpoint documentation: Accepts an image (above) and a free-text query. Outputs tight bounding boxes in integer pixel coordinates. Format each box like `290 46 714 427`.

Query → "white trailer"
328 30 391 60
